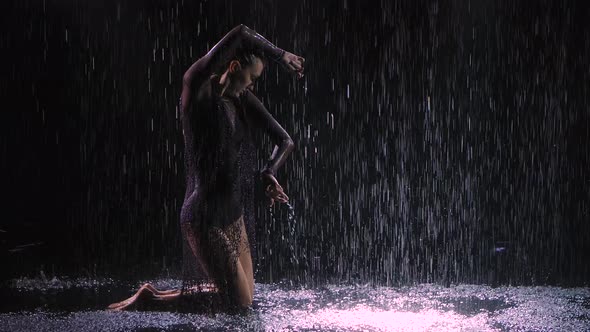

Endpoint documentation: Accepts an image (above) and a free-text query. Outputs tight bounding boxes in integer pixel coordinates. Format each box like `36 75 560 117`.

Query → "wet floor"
0 277 589 331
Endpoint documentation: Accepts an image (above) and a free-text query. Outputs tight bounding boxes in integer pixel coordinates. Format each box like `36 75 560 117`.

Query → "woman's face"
229 57 264 97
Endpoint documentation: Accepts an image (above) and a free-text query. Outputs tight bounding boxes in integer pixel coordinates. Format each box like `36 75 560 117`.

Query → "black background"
1 0 589 286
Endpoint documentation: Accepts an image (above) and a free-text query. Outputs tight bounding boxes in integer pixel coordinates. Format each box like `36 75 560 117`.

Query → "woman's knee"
210 253 252 307
237 296 252 309
204 225 252 307
231 281 252 309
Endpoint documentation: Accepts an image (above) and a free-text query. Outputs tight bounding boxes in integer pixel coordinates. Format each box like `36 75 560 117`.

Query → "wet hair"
231 46 267 69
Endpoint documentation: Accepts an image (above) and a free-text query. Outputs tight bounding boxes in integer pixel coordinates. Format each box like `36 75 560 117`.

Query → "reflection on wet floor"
0 277 589 331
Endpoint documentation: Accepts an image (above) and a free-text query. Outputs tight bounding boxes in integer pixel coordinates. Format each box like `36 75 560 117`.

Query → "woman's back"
179 74 250 229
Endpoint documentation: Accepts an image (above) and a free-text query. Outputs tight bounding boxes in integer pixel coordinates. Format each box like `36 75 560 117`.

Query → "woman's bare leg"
107 216 251 311
208 216 253 308
106 281 224 311
237 218 254 298
106 283 176 311
207 232 252 307
181 221 213 279
143 283 181 295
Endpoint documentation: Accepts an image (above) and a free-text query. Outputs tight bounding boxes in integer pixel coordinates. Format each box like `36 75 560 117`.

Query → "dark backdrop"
1 0 589 286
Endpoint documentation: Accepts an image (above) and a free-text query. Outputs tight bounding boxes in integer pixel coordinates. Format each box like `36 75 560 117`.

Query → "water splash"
268 201 307 270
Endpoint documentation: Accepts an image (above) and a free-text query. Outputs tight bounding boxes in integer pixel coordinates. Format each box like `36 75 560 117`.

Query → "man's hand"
280 51 305 79
261 172 289 207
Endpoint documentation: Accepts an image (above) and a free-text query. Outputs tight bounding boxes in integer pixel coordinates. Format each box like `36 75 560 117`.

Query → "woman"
107 24 304 311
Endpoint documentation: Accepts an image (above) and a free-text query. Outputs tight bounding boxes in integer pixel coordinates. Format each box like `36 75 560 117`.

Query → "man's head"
223 47 266 97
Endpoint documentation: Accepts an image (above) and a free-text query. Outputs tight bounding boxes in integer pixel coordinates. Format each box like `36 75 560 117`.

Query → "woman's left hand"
280 51 305 79
261 173 289 207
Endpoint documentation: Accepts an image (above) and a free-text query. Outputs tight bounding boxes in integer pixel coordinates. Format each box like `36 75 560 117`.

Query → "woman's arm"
241 90 294 177
183 24 285 88
242 90 294 206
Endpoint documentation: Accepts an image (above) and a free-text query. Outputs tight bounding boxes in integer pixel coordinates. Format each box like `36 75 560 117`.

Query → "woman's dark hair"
232 46 268 68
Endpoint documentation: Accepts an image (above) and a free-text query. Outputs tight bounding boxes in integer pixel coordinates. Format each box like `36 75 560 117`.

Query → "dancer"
107 24 304 311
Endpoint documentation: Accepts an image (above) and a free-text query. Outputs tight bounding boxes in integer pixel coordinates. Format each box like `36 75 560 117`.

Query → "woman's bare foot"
106 282 219 311
143 283 181 296
107 283 180 311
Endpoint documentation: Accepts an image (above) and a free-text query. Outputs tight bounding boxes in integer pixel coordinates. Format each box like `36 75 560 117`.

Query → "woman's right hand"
260 172 289 207
280 51 305 79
